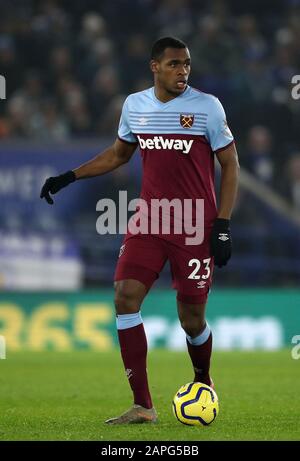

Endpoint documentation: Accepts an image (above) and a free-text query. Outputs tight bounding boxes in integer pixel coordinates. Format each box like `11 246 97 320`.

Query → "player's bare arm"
40 139 137 204
210 143 240 268
73 138 137 179
216 143 240 220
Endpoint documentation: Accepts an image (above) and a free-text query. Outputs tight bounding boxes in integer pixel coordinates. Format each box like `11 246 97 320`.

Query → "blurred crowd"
0 0 300 208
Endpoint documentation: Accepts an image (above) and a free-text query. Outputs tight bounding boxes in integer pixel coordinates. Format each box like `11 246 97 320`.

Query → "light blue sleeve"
118 97 138 144
206 97 234 152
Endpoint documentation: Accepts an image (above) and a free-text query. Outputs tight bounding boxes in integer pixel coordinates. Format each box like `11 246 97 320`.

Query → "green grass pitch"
0 350 299 441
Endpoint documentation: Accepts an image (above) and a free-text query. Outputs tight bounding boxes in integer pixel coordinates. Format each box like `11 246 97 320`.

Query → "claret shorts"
114 231 214 305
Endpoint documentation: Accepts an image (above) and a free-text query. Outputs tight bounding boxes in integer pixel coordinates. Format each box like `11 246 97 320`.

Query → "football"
172 382 219 426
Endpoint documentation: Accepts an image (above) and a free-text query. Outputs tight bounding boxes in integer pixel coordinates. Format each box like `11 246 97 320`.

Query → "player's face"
151 47 191 97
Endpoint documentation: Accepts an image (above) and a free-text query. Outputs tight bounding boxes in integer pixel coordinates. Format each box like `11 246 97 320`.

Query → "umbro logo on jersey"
218 233 229 241
137 135 194 154
138 117 148 125
222 119 233 137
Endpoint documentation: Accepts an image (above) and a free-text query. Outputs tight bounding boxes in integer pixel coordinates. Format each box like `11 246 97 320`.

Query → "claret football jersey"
118 85 234 230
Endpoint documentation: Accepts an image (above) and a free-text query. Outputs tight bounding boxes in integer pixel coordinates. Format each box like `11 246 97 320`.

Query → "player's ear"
150 60 159 74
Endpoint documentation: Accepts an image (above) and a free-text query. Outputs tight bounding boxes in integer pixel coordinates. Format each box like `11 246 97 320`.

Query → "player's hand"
40 170 76 204
210 218 232 267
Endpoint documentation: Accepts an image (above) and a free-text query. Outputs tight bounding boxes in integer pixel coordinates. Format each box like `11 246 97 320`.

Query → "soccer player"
40 37 239 424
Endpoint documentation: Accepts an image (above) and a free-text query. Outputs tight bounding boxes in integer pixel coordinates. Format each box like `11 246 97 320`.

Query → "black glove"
210 218 232 268
40 170 76 204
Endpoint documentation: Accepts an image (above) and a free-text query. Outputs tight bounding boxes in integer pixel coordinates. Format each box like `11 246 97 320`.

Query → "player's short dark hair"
151 37 187 61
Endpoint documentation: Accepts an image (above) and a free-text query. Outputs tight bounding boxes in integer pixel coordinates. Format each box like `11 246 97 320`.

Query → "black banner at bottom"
0 441 298 458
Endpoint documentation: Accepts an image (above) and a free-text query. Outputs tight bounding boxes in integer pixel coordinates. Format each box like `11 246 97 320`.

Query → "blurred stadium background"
0 0 300 355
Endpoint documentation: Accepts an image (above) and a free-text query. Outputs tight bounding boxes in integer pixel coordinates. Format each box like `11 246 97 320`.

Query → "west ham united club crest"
180 114 194 129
